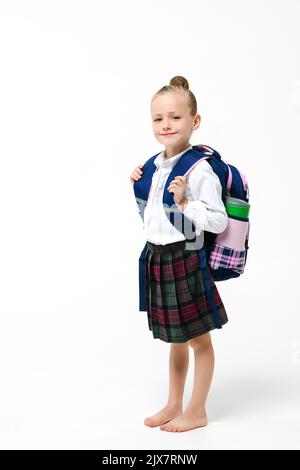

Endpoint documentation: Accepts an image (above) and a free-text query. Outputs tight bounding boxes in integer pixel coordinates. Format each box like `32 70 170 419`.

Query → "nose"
162 119 172 131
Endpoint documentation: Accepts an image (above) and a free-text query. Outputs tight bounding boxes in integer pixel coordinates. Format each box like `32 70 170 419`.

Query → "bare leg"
160 331 214 432
144 342 189 427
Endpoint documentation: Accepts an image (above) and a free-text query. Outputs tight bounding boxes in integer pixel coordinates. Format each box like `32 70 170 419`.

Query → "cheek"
177 121 188 131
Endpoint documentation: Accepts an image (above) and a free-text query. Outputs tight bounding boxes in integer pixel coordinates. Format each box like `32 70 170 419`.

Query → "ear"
193 113 201 130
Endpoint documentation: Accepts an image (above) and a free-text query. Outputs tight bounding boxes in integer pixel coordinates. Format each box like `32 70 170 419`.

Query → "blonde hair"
152 75 197 116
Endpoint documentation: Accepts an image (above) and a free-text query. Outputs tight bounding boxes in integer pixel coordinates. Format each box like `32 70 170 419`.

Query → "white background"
0 0 299 450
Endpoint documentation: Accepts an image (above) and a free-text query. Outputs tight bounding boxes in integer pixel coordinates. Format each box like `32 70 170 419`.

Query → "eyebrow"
152 111 181 116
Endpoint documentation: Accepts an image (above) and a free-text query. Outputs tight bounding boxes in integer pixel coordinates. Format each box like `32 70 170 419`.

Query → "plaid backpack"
188 144 250 281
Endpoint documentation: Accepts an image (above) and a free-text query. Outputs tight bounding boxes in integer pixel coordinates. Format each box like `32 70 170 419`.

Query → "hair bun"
169 76 189 90
152 75 197 116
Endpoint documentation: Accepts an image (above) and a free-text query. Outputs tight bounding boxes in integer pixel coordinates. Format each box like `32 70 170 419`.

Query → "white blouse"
143 144 228 245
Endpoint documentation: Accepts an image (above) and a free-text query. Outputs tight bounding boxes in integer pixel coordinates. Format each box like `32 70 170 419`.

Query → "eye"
153 116 181 122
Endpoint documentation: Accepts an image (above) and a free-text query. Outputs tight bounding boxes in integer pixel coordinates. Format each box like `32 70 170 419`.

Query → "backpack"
188 144 250 281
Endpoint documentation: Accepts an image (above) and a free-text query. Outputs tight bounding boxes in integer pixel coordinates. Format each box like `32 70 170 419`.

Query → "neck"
164 143 190 159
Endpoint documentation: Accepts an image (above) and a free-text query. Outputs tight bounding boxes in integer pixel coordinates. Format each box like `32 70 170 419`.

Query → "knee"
189 333 213 352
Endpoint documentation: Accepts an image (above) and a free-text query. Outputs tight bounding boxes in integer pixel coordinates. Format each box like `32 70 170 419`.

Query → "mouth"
160 132 177 136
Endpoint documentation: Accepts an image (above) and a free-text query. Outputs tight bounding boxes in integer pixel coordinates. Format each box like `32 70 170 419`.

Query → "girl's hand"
167 175 187 204
130 164 144 184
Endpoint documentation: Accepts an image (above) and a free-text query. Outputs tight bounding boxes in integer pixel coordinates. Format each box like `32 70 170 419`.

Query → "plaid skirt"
145 239 228 343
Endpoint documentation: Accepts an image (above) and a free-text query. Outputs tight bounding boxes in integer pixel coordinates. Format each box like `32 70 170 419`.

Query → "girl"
130 76 229 433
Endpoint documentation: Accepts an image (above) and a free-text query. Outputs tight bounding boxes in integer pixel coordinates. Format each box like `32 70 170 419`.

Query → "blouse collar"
154 144 192 170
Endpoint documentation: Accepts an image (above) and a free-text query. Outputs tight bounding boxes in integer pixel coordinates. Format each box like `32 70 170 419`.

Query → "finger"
172 177 185 184
168 186 179 192
168 181 181 188
168 180 180 186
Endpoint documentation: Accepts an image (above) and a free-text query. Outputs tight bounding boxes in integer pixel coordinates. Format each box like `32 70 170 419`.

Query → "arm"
175 161 228 235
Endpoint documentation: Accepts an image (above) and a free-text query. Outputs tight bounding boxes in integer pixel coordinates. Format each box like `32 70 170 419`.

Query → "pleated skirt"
145 239 228 343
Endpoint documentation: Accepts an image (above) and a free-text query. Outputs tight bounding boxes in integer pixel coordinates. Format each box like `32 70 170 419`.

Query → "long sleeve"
175 160 228 235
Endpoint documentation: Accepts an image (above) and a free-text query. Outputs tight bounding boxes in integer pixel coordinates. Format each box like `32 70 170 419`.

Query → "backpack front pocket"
209 218 250 274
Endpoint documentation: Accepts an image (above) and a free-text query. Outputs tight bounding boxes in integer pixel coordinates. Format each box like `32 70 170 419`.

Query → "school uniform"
134 144 229 343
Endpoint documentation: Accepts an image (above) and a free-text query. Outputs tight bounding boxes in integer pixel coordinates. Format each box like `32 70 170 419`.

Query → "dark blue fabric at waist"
146 240 187 253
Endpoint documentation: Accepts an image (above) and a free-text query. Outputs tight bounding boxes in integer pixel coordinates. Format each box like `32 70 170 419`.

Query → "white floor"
99 370 300 451
0 326 299 450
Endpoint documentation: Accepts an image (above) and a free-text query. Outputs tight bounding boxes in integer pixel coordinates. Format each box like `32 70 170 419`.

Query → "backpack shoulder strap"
133 152 160 213
162 147 217 206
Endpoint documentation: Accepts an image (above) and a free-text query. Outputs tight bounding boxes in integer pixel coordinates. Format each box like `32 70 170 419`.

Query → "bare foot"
144 404 182 428
159 409 208 432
